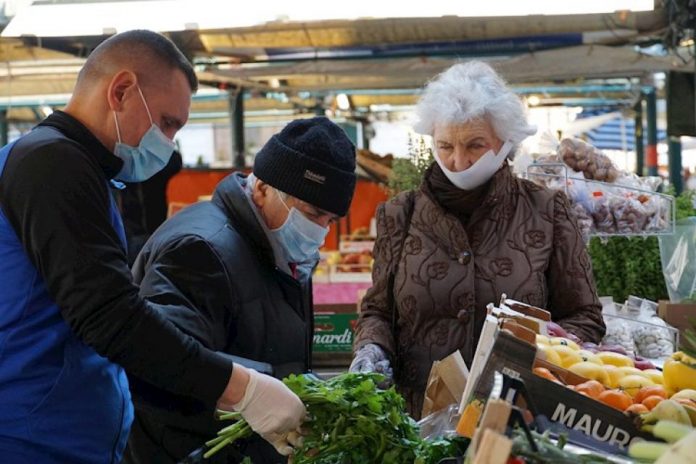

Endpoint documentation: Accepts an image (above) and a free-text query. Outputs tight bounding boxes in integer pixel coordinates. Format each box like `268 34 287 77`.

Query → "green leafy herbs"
510 429 612 464
670 188 696 221
588 235 668 303
206 372 468 463
388 134 434 196
413 436 470 464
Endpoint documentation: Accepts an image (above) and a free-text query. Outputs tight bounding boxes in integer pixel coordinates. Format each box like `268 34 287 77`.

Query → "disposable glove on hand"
232 369 306 455
349 343 393 385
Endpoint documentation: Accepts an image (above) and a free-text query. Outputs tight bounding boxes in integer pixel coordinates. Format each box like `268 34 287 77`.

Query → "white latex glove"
349 343 393 386
232 369 307 455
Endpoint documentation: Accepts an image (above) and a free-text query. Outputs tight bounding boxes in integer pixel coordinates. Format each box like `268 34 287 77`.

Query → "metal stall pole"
0 110 8 147
669 136 683 195
645 87 658 177
634 99 644 176
229 88 245 169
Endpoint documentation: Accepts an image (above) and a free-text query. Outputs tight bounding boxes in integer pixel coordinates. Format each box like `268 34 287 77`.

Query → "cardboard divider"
502 297 552 321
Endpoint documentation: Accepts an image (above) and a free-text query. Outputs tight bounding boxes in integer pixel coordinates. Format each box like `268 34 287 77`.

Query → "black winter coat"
123 173 314 464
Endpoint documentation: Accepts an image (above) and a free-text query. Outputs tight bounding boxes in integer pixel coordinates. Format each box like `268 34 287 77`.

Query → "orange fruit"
598 389 633 411
574 380 606 399
625 403 649 415
533 367 562 384
641 395 664 411
634 385 668 404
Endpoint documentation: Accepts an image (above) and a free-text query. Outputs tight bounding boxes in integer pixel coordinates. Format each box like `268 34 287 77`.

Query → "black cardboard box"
465 331 652 453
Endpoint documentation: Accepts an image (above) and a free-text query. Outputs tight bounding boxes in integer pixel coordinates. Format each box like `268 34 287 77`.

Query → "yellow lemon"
577 350 604 365
536 344 563 367
550 344 583 368
597 351 634 368
641 369 664 385
568 361 610 385
549 337 580 351
618 374 655 398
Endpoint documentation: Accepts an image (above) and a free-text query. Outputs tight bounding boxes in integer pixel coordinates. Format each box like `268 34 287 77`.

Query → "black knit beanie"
253 117 357 216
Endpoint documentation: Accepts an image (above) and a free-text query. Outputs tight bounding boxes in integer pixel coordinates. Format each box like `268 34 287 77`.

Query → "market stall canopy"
493 45 694 83
2 44 686 101
1 2 665 48
199 45 694 92
0 3 686 117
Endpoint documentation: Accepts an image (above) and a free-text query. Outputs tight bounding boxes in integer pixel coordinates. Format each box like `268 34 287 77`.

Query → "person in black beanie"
123 116 357 464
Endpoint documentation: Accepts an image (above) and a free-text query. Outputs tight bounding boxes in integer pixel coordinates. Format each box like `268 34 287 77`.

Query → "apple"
633 359 656 370
581 342 599 353
547 321 569 338
597 344 628 356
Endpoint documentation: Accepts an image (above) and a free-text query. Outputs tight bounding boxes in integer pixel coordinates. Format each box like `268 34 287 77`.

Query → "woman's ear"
106 70 138 112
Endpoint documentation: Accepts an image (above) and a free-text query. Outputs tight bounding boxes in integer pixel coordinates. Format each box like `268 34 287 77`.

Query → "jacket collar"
212 172 279 269
481 162 516 207
415 163 517 254
420 161 516 208
38 110 124 179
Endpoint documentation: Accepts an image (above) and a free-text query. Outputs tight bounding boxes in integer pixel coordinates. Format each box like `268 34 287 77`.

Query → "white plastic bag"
659 218 696 302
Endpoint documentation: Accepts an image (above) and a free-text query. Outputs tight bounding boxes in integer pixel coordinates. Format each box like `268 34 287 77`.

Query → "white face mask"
434 141 513 190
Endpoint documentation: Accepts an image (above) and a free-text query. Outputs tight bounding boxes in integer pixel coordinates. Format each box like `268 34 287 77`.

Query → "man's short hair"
77 29 198 92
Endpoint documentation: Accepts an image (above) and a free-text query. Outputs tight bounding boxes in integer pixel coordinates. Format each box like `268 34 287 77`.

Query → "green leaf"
388 134 434 196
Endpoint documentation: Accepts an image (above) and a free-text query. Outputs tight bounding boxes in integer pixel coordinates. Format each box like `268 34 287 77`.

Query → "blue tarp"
580 109 667 151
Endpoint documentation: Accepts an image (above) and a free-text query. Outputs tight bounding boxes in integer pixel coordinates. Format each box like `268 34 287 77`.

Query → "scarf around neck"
424 162 493 224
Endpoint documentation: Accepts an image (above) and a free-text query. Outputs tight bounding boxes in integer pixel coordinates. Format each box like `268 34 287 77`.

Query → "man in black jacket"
0 30 305 463
123 117 357 463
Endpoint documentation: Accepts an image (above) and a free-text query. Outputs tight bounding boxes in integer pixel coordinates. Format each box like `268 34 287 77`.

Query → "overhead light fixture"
527 95 541 107
336 93 351 111
680 38 695 47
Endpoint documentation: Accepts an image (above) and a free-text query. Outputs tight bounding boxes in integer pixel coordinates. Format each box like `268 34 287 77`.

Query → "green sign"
313 313 358 353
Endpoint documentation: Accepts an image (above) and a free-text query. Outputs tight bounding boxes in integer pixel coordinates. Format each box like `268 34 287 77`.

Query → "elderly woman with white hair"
351 61 605 418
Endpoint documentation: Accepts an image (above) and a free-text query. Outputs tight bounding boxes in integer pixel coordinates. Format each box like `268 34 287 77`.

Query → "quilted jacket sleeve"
353 191 414 357
546 191 606 343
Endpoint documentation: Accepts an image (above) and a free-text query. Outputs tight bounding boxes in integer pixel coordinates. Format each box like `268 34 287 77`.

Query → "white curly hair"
414 61 536 150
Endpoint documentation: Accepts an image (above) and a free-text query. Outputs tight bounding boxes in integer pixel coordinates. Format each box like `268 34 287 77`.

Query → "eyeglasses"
276 189 339 225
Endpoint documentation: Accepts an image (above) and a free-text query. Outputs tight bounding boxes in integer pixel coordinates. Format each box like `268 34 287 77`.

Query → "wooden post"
470 399 512 457
472 429 513 464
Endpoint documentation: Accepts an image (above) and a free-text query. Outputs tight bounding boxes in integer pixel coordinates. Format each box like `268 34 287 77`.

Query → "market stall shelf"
526 162 675 239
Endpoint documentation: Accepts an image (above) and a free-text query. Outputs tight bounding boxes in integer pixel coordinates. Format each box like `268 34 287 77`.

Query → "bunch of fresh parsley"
205 372 468 463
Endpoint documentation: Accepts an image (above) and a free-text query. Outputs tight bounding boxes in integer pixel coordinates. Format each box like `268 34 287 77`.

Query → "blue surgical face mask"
113 86 176 182
271 190 329 265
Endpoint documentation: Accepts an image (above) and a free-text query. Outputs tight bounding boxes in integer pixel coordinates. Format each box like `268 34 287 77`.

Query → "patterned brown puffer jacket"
353 166 605 418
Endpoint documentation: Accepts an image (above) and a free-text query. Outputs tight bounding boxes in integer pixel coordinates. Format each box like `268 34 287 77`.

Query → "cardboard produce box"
461 330 652 453
658 300 696 337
